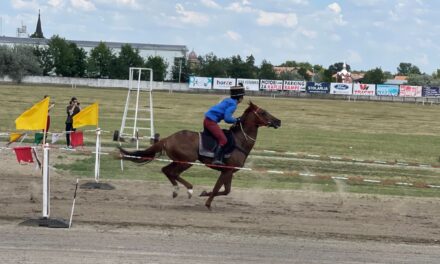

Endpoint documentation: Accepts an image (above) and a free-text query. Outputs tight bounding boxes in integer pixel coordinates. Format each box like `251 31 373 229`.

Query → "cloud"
347 50 363 64
289 0 309 4
327 2 346 25
175 4 209 25
298 28 317 39
257 11 298 28
48 0 65 8
70 0 96 11
226 1 254 13
225 30 241 41
201 0 221 9
328 2 342 13
11 0 39 10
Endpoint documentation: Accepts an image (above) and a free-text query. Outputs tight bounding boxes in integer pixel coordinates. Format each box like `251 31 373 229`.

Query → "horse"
118 101 281 209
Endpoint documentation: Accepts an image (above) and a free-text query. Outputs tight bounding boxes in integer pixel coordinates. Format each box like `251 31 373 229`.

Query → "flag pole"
94 126 101 183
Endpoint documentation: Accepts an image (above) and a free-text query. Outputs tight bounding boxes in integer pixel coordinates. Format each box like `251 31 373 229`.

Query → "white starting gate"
116 67 155 149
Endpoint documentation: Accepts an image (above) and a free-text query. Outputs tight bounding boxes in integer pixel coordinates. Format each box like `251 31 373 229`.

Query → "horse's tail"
117 140 164 164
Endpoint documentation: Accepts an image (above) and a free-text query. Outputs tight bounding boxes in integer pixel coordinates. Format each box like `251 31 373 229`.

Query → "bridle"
238 107 269 142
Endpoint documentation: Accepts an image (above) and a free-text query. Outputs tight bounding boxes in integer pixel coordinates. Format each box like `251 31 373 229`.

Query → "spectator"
65 97 80 149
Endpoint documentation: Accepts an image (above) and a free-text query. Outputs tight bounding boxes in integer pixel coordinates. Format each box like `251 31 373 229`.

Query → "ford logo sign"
335 84 349 90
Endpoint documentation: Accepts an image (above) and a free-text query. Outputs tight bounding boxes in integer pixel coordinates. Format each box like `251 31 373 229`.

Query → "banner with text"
237 78 260 91
376 84 399 96
330 83 353 95
353 83 376 95
306 82 330 94
422 86 440 97
399 85 422 97
213 78 236 89
260 79 283 91
283 80 306 91
188 76 212 89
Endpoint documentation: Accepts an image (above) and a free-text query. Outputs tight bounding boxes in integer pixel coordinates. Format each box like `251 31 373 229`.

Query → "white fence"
0 76 189 91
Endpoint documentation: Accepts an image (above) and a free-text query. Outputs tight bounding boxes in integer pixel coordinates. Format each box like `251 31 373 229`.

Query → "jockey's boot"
212 146 225 165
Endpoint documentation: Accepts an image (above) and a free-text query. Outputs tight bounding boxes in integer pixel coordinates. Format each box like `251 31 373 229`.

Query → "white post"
94 128 101 183
42 143 50 218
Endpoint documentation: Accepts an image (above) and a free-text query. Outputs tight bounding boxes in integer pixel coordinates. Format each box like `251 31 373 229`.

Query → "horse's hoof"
187 189 193 199
199 191 208 197
172 192 178 199
205 204 212 210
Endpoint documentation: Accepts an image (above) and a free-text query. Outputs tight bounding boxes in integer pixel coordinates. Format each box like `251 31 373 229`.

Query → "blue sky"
1 0 440 74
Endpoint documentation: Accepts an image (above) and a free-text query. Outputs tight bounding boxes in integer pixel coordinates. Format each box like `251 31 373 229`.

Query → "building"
0 12 188 79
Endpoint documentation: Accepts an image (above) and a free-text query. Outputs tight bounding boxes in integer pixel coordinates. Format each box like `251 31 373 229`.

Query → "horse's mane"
230 101 258 132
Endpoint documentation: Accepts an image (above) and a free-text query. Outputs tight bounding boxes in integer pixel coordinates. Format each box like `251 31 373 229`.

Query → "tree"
33 46 53 75
362 68 386 84
197 53 229 77
328 62 351 75
46 35 76 76
110 44 144 79
397 62 421 75
0 45 42 82
171 57 189 83
87 42 114 78
145 55 168 81
258 60 276 79
69 43 87 77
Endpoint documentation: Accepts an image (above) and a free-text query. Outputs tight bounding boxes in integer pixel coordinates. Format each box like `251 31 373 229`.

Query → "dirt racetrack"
1 150 440 263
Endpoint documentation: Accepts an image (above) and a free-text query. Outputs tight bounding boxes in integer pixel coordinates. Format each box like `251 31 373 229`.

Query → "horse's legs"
205 170 233 209
161 162 193 198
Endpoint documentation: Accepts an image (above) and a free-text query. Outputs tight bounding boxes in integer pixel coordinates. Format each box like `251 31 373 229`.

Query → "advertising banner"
399 85 422 97
188 76 212 89
260 79 283 90
422 86 440 97
283 80 306 91
306 82 330 94
376 84 399 96
237 78 260 91
213 78 236 89
330 83 353 95
353 83 376 95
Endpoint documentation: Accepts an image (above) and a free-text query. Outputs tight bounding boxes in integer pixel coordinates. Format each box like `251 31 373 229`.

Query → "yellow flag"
73 102 99 128
15 97 49 130
9 132 24 143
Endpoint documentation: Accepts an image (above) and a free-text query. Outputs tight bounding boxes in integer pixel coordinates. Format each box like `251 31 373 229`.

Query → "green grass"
1 83 440 197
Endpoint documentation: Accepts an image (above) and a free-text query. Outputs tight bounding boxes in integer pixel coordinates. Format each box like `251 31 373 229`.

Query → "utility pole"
178 58 182 83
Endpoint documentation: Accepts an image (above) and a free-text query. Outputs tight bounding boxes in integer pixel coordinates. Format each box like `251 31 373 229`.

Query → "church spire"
31 10 44 38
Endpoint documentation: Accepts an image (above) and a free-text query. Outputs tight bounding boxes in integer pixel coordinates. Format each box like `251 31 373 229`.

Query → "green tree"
258 60 276 79
397 62 421 75
70 43 87 77
362 68 386 84
145 55 168 81
171 57 189 83
197 53 229 77
47 35 76 76
87 42 114 78
0 45 42 82
328 62 351 75
111 44 144 79
33 46 53 75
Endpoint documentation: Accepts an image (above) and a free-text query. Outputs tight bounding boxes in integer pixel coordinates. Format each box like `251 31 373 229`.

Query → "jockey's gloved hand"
235 117 241 125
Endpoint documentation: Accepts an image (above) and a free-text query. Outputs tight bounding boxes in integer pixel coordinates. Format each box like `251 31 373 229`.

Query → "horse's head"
243 101 281 129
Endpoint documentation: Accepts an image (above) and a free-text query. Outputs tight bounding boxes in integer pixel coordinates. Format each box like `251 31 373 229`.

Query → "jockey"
204 83 245 165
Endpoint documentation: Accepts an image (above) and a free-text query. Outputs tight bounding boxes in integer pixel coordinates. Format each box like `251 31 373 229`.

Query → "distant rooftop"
0 36 188 53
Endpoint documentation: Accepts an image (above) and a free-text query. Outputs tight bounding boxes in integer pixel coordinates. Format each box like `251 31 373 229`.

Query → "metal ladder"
117 67 154 149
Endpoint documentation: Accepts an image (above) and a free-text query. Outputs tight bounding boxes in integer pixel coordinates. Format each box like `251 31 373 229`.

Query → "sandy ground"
1 148 440 263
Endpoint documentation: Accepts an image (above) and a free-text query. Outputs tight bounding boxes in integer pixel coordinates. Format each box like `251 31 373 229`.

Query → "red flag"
70 131 84 148
13 147 34 163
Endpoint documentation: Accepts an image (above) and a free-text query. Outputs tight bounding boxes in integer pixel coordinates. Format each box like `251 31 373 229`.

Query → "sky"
1 0 440 74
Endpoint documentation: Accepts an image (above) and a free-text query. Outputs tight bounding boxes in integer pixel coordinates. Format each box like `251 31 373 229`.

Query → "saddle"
198 129 235 158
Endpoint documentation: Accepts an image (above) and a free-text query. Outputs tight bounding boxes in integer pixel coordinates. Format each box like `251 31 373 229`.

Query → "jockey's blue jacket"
204 98 238 124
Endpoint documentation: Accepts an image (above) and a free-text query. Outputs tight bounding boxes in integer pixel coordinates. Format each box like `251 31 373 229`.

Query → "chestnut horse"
118 101 281 209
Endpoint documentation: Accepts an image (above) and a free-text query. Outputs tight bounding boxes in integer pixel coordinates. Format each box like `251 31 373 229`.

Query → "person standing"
65 97 80 149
